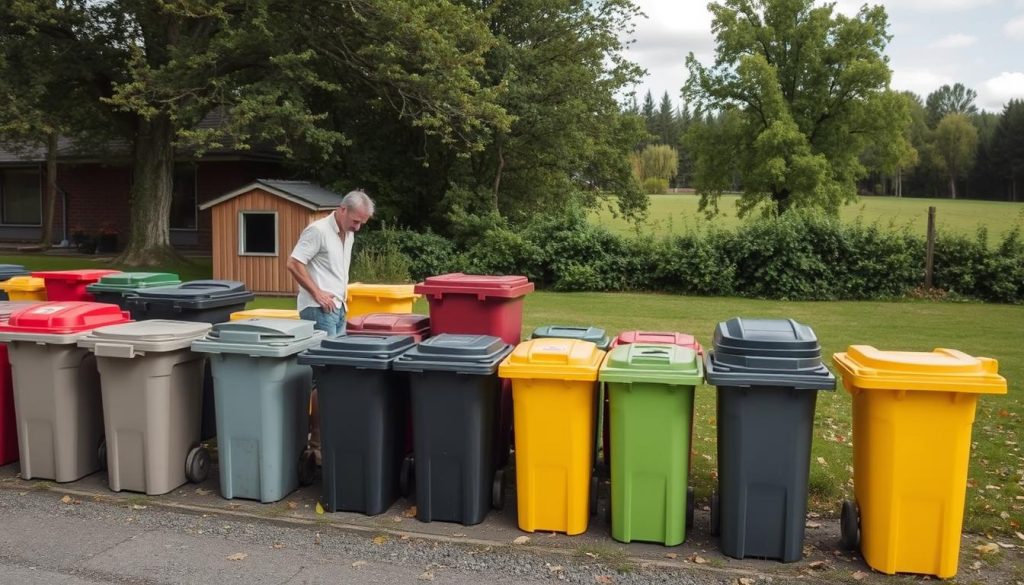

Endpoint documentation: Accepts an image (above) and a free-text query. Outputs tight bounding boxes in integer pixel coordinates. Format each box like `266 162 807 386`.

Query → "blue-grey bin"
191 318 325 503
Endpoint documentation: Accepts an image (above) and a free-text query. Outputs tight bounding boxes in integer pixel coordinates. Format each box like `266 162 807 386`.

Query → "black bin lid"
392 333 513 375
298 334 416 370
712 318 821 358
0 264 29 281
128 279 255 308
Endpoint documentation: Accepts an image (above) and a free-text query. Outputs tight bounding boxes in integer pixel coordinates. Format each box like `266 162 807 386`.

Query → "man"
287 190 374 463
287 190 375 334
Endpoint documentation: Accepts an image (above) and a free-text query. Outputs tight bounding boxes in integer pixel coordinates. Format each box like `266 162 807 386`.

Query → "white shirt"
290 212 354 312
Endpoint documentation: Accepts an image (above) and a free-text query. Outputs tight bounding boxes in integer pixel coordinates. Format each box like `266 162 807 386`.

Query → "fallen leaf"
195 488 211 496
512 535 531 545
372 535 389 545
808 560 827 570
314 532 321 545
595 576 613 584
1001 511 1011 519
738 578 755 585
852 570 868 580
286 501 298 510
60 495 72 504
665 553 678 559
315 502 325 515
131 504 147 510
1015 531 1024 541
584 552 599 559
547 564 564 573
392 516 403 523
452 532 465 537
976 542 1000 554
997 542 1015 549
971 560 982 570
271 543 286 549
690 554 708 564
805 522 821 529
226 552 248 561
403 506 417 518
817 457 827 466
352 560 367 568
418 571 434 581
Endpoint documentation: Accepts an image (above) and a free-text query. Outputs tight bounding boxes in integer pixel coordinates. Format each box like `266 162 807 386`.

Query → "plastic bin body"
0 276 47 301
415 274 533 346
191 319 325 502
499 338 604 535
32 269 122 302
347 313 431 342
0 301 40 465
298 335 415 514
0 302 132 481
394 334 513 525
0 264 29 300
85 272 181 317
833 346 1007 578
230 309 300 321
705 318 835 562
599 343 703 545
346 283 420 318
78 320 211 494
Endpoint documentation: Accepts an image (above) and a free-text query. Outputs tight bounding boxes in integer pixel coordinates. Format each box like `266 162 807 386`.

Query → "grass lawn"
0 253 212 282
2 254 1021 536
593 193 1024 240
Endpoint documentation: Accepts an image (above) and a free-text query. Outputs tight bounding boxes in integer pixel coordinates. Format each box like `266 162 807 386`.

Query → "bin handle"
94 342 136 359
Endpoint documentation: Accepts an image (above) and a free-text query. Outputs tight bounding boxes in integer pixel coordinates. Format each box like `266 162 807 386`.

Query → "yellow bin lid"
832 345 1007 395
346 283 419 300
229 309 300 321
499 338 605 381
0 275 45 292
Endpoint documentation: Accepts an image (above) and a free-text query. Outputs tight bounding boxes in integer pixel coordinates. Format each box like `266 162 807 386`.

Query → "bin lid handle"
94 342 136 359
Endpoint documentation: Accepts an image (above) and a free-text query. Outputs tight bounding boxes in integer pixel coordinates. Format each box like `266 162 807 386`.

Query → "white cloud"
891 69 954 99
1004 15 1024 39
928 33 977 48
979 71 1024 110
881 0 995 12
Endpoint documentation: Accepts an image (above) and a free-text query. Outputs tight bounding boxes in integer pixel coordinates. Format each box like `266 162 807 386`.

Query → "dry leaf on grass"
403 506 418 518
512 535 531 545
807 560 828 570
226 552 248 561
418 571 434 581
286 501 298 510
60 495 72 504
971 561 983 570
315 502 325 515
689 554 708 564
805 522 821 529
271 543 286 550
976 542 1000 554
131 504 147 510
852 570 868 580
372 535 389 545
352 560 367 568
1016 531 1024 541
595 576 613 584
665 552 678 559
194 488 211 496
738 578 755 585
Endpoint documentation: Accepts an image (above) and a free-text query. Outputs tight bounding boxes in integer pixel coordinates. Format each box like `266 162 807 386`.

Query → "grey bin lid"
0 301 39 321
712 318 821 357
191 318 326 358
530 325 611 351
712 350 824 373
392 333 513 375
78 320 213 358
298 334 416 370
704 352 836 390
0 264 29 281
126 279 255 309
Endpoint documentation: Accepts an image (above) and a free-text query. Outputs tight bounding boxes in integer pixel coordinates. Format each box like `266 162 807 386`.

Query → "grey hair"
340 190 375 215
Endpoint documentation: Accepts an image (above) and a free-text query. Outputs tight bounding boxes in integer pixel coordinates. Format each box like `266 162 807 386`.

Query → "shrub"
642 177 669 194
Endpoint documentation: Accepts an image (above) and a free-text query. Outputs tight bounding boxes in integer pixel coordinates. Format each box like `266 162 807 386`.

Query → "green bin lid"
392 333 512 375
87 272 181 293
298 334 416 370
530 325 610 351
191 318 326 358
598 343 703 386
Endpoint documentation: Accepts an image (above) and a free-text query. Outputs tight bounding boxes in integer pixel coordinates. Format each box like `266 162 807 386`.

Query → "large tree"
925 83 978 128
1 0 507 264
990 99 1024 201
683 0 909 216
932 113 978 199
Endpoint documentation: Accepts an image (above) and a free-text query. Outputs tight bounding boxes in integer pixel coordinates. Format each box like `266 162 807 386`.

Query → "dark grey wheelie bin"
704 318 835 562
298 334 415 515
85 272 181 317
392 333 513 526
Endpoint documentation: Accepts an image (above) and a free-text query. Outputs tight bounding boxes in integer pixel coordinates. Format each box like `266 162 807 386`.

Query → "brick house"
0 137 284 253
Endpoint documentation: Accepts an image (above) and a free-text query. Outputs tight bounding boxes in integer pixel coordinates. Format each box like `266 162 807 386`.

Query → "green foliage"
933 113 978 198
637 144 679 181
642 177 669 194
349 225 412 284
925 83 979 128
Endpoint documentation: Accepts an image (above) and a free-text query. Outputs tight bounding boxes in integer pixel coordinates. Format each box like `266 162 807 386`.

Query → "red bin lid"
414 273 534 299
347 313 430 335
32 269 122 282
0 301 131 334
612 330 702 353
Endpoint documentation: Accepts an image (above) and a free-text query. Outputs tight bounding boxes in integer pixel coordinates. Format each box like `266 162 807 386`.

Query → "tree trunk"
117 114 181 266
40 132 58 248
491 138 504 212
949 175 957 199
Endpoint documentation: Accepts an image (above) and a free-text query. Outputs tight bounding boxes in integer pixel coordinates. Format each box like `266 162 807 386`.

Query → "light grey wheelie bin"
78 320 213 495
191 319 325 503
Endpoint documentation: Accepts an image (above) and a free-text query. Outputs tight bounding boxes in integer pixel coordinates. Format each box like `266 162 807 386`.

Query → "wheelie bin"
704 318 835 562
0 265 29 300
78 320 213 494
393 333 514 525
346 283 420 318
32 269 122 302
0 302 132 481
298 334 416 514
832 346 1007 579
599 343 703 545
85 272 181 317
0 301 41 466
230 308 300 320
499 338 605 535
126 280 256 441
347 313 431 342
191 319 325 502
0 276 46 301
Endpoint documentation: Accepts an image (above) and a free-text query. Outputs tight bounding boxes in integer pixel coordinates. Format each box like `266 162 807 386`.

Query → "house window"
170 165 197 230
0 168 42 225
239 211 277 255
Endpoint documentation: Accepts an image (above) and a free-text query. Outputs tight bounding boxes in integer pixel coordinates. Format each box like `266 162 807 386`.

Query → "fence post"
925 206 936 289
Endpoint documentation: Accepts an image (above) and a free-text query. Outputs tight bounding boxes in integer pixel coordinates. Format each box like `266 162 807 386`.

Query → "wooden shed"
199 179 342 295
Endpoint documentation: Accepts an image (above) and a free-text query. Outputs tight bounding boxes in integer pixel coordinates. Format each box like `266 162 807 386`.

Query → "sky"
625 0 1024 113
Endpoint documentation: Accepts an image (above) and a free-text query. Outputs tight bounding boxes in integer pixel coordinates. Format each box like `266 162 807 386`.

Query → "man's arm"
286 257 338 312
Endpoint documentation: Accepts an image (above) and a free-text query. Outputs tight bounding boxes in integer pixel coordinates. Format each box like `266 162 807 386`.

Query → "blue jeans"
299 305 346 337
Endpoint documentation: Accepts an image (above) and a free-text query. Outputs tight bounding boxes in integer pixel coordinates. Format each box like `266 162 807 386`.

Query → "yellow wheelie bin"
832 346 1007 579
346 283 419 318
498 338 605 535
0 276 46 301
229 308 300 321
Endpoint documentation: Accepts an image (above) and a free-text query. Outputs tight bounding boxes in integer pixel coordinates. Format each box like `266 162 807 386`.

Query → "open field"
592 193 1024 239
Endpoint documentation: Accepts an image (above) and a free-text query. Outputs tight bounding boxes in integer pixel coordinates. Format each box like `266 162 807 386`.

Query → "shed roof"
199 179 344 211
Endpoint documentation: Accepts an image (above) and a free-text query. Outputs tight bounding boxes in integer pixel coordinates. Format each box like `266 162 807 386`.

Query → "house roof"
199 180 344 211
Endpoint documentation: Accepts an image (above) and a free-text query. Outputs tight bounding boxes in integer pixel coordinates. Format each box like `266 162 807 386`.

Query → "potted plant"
96 223 119 254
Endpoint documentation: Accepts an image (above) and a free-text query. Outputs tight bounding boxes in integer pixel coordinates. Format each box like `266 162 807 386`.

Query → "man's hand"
314 290 337 313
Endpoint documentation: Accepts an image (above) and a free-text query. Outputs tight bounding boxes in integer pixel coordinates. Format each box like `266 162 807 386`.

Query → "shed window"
1 168 42 225
239 211 277 255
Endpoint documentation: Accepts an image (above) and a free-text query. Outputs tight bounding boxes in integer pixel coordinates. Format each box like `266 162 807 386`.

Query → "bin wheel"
98 437 107 471
589 475 599 517
185 446 210 483
492 468 505 510
709 492 720 537
840 499 861 550
298 449 317 487
399 455 415 499
686 486 695 530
